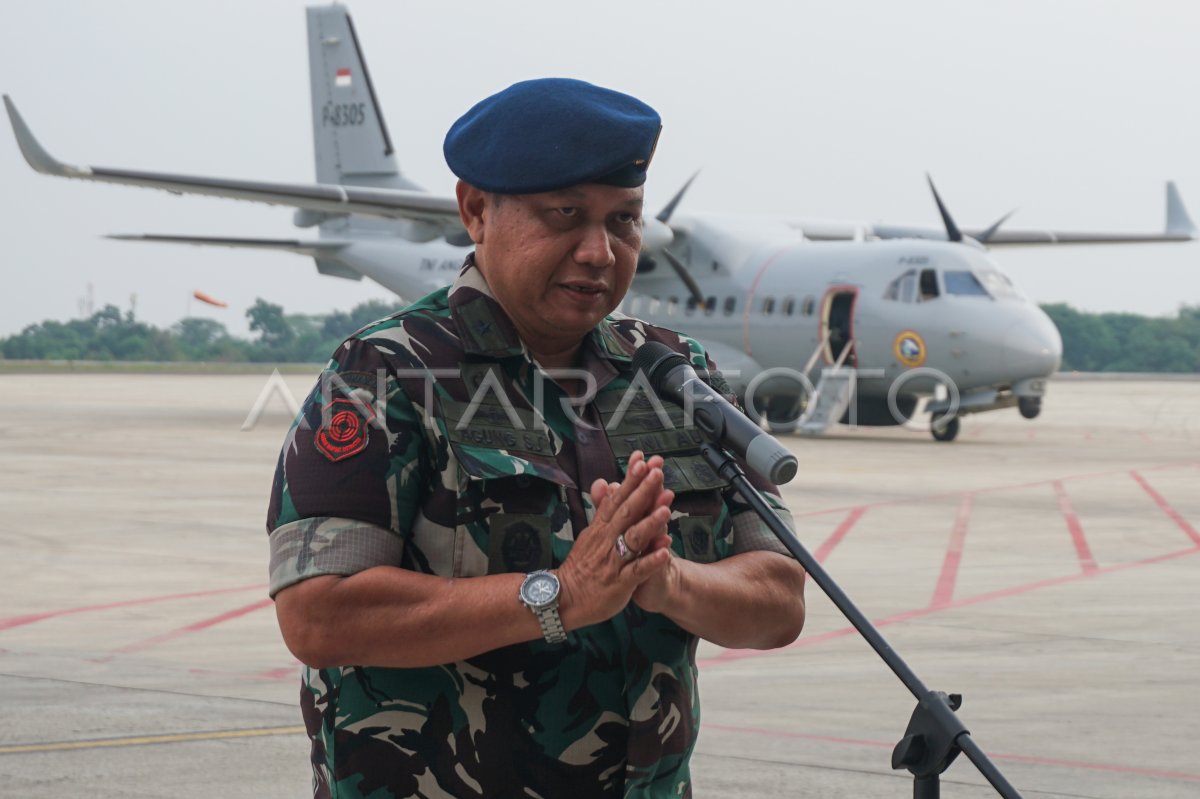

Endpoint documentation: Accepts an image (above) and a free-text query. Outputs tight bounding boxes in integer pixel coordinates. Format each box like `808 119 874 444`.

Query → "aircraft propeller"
638 170 697 267
637 172 707 308
656 170 700 224
926 174 1017 246
976 209 1017 244
661 248 708 309
926 174 963 243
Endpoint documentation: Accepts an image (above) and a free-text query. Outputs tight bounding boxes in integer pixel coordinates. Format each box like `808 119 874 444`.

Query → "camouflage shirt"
267 257 794 799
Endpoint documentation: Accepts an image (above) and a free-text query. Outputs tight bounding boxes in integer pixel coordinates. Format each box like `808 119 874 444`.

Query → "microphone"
631 341 798 485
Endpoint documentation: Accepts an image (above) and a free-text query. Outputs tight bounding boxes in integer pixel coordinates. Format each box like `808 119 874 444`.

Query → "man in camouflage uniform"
268 78 807 798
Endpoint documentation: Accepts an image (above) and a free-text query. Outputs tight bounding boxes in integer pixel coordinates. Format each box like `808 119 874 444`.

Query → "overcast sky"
3 0 1199 338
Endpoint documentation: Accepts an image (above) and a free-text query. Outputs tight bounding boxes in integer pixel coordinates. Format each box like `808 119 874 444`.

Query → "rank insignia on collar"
314 397 375 462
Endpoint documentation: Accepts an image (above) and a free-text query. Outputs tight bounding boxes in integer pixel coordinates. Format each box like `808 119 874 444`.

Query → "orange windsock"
193 290 228 308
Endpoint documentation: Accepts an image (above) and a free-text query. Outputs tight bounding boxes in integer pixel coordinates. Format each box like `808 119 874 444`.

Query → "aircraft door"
821 286 858 367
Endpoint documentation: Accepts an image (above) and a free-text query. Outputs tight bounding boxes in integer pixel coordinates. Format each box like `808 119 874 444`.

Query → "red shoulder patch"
314 397 375 462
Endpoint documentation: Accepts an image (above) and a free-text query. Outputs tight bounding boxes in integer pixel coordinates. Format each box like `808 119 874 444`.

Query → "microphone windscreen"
630 341 685 386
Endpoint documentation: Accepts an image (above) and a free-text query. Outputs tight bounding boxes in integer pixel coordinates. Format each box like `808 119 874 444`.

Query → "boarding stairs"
798 338 856 435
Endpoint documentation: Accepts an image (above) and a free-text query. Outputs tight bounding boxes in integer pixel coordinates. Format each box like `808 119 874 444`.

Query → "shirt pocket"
613 452 732 566
663 454 731 566
448 433 577 577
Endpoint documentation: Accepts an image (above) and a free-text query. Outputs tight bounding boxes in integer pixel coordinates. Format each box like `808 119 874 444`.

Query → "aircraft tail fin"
1165 181 1195 236
306 4 418 192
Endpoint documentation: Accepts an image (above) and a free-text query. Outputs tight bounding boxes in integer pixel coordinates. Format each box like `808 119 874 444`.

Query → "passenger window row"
624 294 818 318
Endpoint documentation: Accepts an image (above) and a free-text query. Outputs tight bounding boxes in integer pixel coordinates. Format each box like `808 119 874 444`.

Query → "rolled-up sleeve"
268 516 405 597
730 503 795 556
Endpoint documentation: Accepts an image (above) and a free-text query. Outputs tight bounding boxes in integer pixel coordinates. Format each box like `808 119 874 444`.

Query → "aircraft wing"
4 95 465 239
104 234 382 283
871 182 1196 247
866 225 1196 246
105 234 349 255
958 229 1194 247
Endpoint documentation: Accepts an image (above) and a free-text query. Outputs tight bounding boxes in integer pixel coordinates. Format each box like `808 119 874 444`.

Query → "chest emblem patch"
502 522 543 572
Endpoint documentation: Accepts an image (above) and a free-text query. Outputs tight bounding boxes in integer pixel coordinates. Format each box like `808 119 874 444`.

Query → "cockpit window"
943 270 990 297
883 269 918 303
976 269 1022 299
919 268 939 300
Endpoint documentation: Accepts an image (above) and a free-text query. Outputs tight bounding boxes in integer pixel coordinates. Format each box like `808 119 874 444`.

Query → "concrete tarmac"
0 371 1196 798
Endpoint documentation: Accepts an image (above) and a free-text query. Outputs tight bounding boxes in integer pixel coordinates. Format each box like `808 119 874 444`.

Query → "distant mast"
77 282 95 318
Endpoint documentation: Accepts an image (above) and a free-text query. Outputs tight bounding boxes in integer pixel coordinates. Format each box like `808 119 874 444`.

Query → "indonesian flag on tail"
335 68 352 88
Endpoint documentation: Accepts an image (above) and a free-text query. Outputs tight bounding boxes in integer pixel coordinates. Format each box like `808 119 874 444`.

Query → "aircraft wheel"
1018 396 1042 419
931 413 960 442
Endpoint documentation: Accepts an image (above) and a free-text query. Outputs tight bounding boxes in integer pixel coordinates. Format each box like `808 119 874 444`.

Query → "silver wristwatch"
519 570 566 644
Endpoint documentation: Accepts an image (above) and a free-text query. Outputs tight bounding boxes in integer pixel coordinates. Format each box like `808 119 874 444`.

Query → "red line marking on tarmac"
1131 470 1200 546
812 507 867 564
188 660 303 682
112 598 274 655
930 495 972 608
257 666 300 680
1083 430 1093 441
1140 432 1153 443
1053 480 1098 573
789 461 1200 521
0 584 267 633
185 662 302 682
698 545 1200 668
988 751 1200 783
704 723 1200 782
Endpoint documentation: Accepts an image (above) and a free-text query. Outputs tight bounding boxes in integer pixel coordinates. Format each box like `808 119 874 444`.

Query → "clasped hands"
556 451 683 630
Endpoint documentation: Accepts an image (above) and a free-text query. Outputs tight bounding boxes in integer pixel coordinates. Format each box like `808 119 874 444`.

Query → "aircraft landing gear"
931 412 960 442
1018 396 1042 419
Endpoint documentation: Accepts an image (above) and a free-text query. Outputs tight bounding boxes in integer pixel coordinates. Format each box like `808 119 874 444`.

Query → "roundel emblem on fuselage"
893 330 927 368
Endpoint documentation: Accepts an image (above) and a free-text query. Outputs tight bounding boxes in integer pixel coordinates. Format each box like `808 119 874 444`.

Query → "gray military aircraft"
5 3 1196 441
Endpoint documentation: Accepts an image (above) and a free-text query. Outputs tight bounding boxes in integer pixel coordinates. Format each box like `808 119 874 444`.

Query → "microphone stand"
700 443 1024 799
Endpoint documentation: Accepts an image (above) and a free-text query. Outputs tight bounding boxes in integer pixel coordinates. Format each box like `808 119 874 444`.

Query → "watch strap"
534 605 567 644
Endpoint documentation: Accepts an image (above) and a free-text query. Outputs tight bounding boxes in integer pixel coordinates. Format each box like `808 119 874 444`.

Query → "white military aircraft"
5 3 1196 441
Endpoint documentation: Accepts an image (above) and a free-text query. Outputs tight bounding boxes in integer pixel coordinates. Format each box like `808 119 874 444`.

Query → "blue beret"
444 78 661 194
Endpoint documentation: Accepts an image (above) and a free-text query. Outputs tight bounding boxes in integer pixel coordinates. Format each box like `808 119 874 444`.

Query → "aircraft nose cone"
1003 309 1062 377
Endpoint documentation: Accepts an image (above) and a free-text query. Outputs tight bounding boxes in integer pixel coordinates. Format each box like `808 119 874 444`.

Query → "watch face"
522 572 559 607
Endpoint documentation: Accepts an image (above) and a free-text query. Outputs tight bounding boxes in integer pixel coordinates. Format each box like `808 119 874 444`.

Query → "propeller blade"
640 215 674 252
926 174 962 243
656 171 700 223
977 209 1017 244
661 248 708 309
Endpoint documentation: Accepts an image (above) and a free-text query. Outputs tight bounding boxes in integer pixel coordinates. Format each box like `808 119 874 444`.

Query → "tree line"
0 299 401 364
1 299 1198 372
1041 304 1200 373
